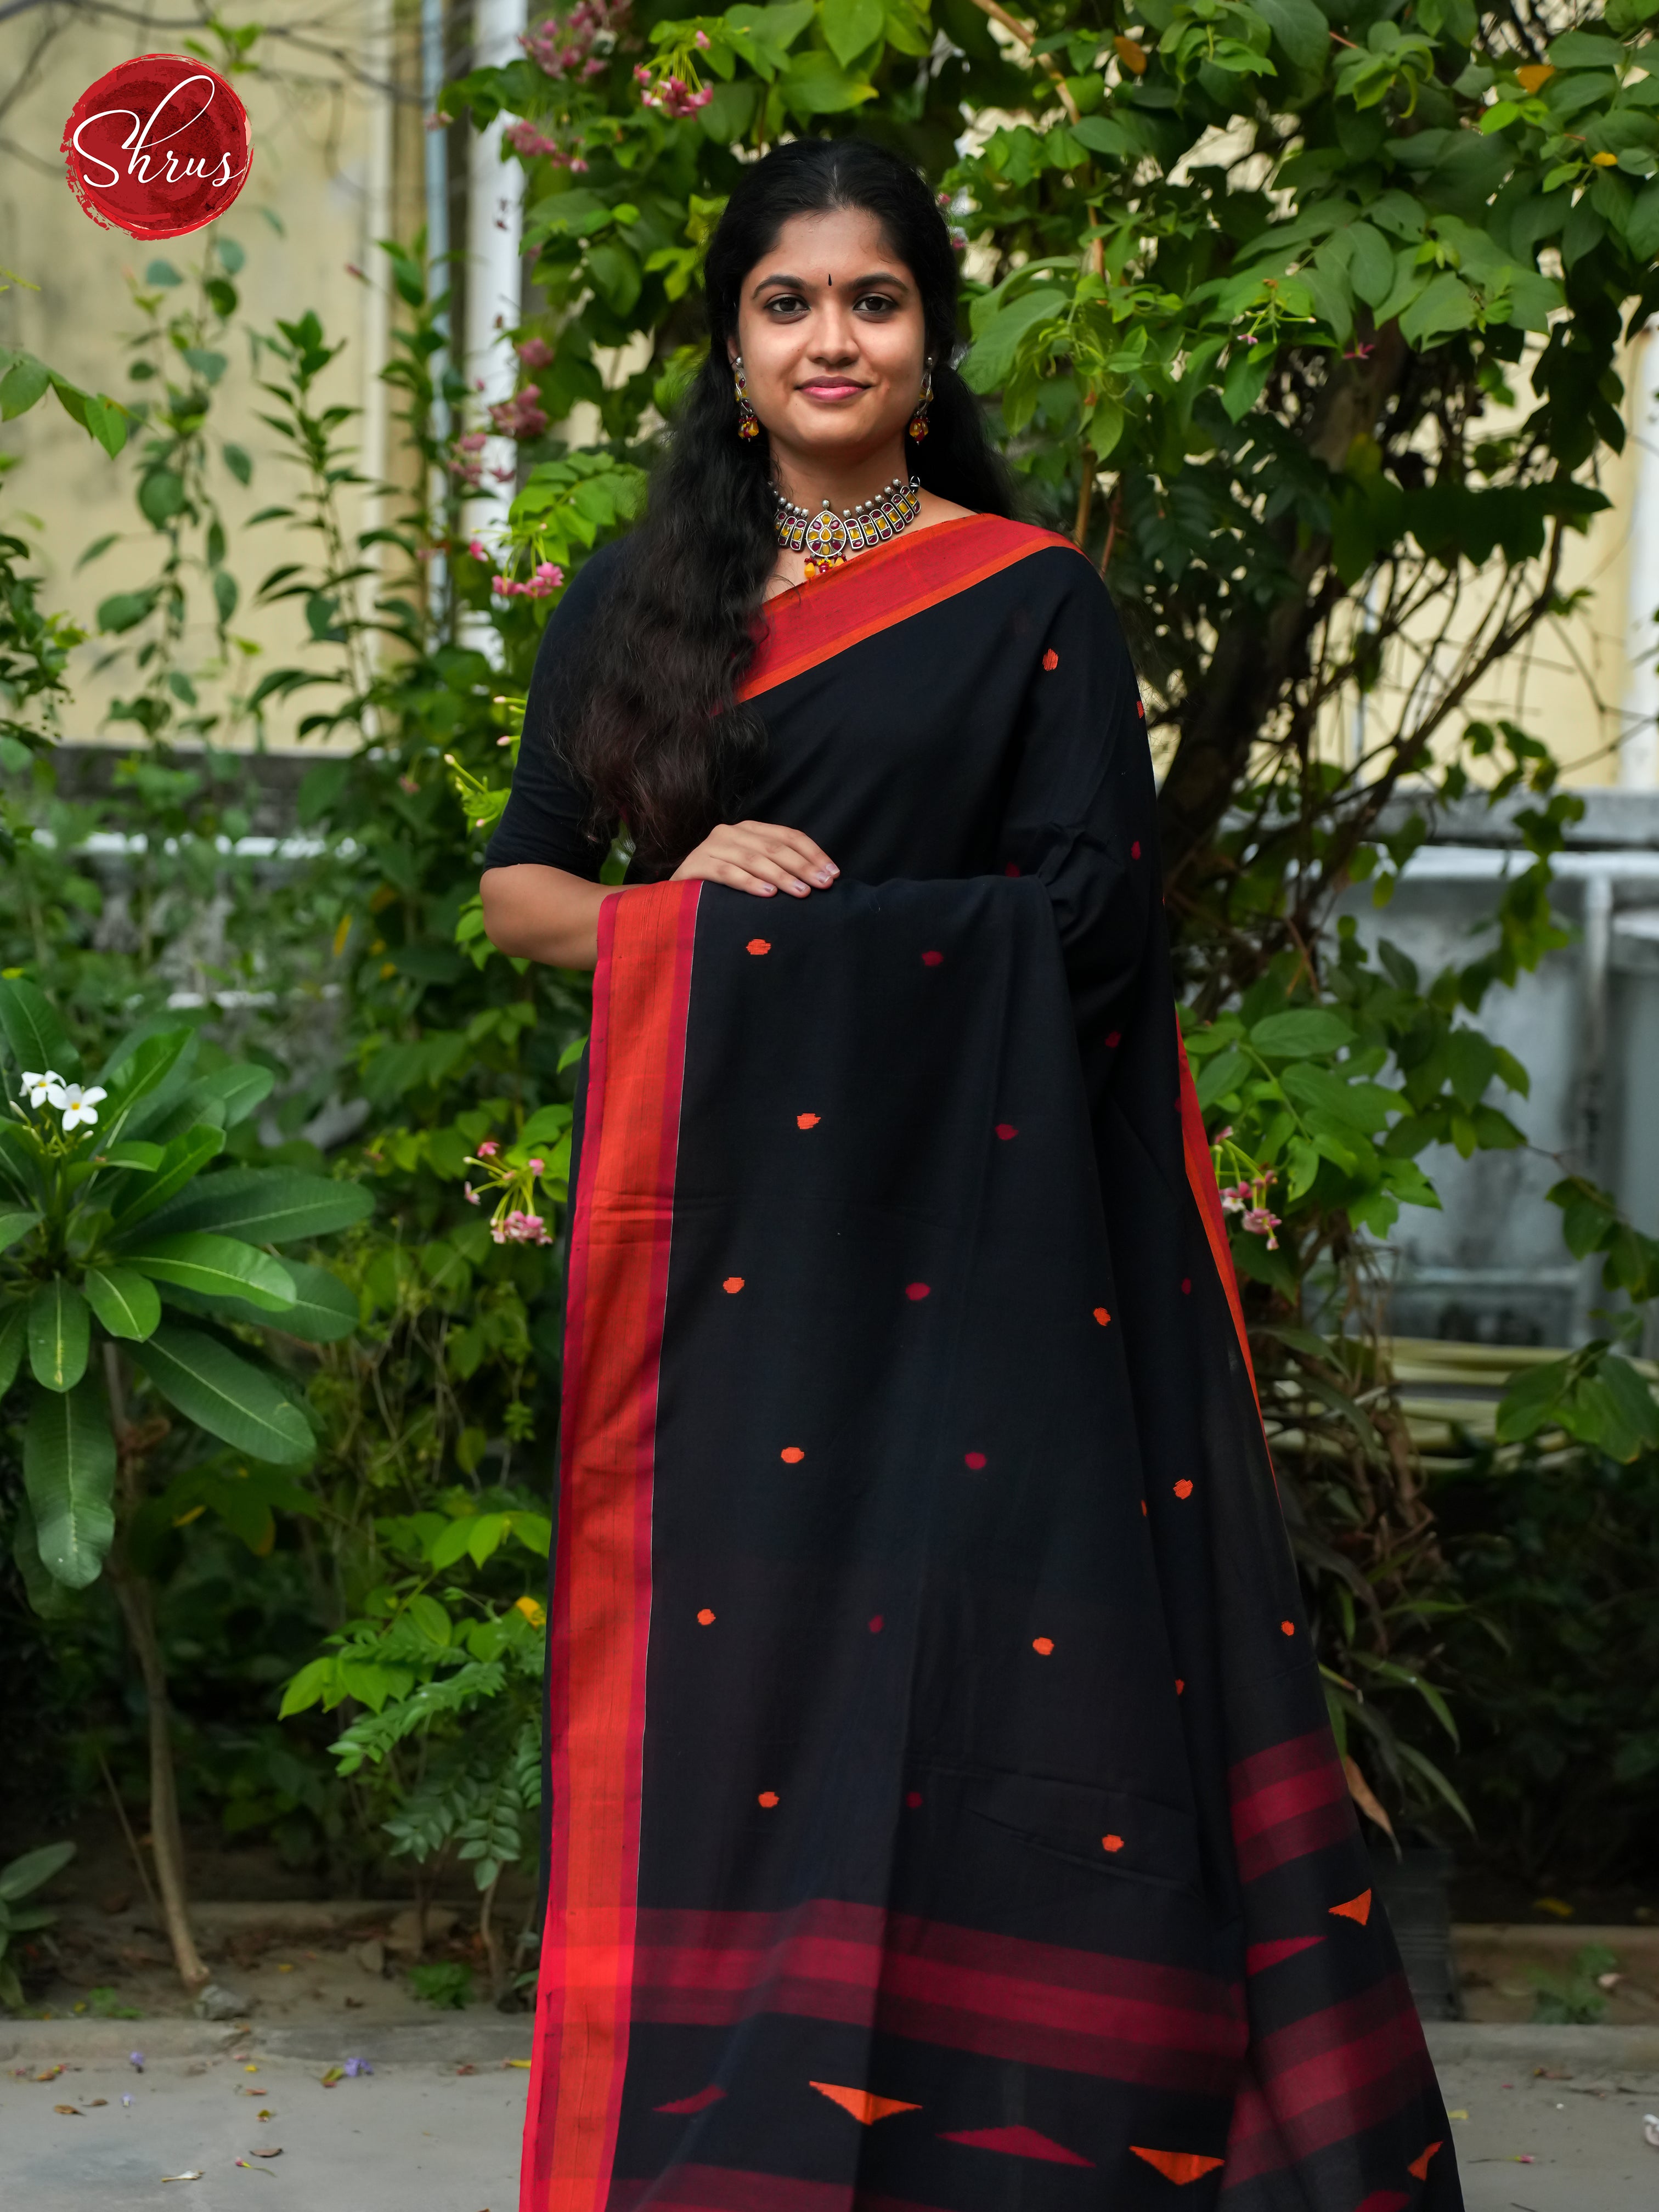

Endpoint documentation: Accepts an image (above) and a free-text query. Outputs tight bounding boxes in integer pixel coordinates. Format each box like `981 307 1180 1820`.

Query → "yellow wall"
0 3 410 752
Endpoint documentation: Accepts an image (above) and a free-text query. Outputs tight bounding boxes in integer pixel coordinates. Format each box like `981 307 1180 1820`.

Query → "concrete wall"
1343 793 1659 1348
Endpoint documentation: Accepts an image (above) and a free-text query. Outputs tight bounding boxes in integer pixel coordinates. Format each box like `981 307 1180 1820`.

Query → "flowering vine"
462 1138 556 1245
1210 1127 1283 1250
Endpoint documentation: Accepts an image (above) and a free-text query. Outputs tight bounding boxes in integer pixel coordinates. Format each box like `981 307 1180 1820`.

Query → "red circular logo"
61 55 251 241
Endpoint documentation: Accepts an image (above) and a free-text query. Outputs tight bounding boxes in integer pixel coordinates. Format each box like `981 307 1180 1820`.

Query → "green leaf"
1496 1353 1576 1442
430 1516 478 1569
1628 179 1659 260
1249 1008 1356 1058
407 1593 452 1646
0 1124 40 1203
278 1656 335 1719
0 352 50 419
23 1377 115 1587
1252 0 1329 70
100 1034 199 1149
0 1842 76 1901
97 588 160 635
198 1259 358 1344
0 1208 40 1254
0 977 76 1080
98 1141 164 1174
821 0 884 65
1195 1047 1250 1106
141 1165 373 1245
1398 270 1476 346
129 1323 315 1464
28 1280 90 1393
961 288 1064 392
0 1304 26 1398
82 1265 162 1341
1445 1027 1497 1109
109 1126 227 1230
1347 221 1396 307
467 1513 511 1566
125 1232 298 1312
138 470 187 526
778 50 877 112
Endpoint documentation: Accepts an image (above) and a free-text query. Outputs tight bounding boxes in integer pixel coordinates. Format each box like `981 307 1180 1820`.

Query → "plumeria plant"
0 974 370 1988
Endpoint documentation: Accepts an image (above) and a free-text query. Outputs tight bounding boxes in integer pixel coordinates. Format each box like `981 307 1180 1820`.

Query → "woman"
483 137 1461 2212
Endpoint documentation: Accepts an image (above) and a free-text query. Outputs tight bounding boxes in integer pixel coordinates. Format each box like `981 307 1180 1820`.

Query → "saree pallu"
519 525 1459 2212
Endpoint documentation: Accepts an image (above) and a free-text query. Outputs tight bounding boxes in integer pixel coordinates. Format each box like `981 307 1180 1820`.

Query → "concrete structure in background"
1345 791 1659 1352
464 0 529 584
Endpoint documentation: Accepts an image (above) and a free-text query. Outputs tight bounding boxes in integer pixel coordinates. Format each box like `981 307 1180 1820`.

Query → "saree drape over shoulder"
490 517 1460 2212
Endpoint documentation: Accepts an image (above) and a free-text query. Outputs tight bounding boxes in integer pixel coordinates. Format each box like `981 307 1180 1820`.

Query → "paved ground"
2 2043 527 2212
5 2021 1659 2209
1434 2038 1659 2210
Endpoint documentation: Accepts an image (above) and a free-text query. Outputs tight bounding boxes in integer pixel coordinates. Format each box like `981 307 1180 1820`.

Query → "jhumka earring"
733 356 760 441
907 365 934 442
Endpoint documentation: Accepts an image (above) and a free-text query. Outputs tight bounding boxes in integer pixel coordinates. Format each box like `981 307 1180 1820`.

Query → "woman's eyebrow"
750 269 911 294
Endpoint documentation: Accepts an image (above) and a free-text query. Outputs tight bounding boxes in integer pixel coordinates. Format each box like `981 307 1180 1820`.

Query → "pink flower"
489 387 550 440
528 1156 545 1173
467 538 488 560
521 0 629 79
478 1141 499 1157
506 120 561 160
492 1207 554 1245
464 1183 481 1204
1242 1206 1282 1249
516 336 555 369
491 561 565 600
695 26 709 44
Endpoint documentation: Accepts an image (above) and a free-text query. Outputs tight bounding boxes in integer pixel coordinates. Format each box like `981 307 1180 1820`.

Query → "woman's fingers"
733 822 838 883
673 821 839 897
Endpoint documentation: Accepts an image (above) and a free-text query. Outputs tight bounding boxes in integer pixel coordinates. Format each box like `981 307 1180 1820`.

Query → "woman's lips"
798 379 868 400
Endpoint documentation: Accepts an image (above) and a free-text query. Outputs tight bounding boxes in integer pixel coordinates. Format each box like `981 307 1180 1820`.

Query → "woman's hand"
670 821 839 898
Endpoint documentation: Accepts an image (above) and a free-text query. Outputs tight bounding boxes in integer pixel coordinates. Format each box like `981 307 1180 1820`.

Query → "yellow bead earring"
733 356 760 441
907 366 933 443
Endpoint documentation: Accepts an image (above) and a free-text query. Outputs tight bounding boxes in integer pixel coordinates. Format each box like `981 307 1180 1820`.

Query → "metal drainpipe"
462 0 528 648
422 0 451 621
1622 323 1659 788
1568 867 1615 1345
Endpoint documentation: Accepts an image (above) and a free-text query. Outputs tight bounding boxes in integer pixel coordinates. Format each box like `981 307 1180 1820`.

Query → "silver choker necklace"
774 475 923 572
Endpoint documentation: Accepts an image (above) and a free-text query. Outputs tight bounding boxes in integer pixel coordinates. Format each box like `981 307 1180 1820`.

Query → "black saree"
495 517 1460 2212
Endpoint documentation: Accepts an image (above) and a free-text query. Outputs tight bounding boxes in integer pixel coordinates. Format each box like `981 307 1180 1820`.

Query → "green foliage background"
4 0 1659 1970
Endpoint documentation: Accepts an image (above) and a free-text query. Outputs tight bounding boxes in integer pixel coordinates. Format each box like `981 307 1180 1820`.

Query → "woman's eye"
765 294 808 315
856 294 897 315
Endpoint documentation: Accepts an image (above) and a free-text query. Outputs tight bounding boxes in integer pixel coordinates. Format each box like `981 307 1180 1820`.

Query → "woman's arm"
482 820 840 970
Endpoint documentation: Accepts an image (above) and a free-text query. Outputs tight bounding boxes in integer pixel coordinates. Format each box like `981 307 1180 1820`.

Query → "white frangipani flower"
20 1069 63 1109
57 1082 107 1132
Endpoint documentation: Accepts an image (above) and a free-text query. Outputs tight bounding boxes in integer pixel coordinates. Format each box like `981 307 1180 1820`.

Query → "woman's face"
730 206 928 467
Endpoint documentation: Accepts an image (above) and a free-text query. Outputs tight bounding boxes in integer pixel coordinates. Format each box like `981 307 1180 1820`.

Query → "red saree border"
1176 1031 1263 1429
522 879 701 2212
738 514 1077 701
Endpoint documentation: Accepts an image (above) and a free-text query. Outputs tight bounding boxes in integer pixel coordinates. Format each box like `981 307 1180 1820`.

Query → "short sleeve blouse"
482 540 627 880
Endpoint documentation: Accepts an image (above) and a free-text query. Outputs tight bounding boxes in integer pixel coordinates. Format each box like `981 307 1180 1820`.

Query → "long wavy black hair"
557 135 1019 867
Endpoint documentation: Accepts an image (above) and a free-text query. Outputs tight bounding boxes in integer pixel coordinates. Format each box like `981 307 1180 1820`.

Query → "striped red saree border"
521 878 701 2212
738 514 1077 701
